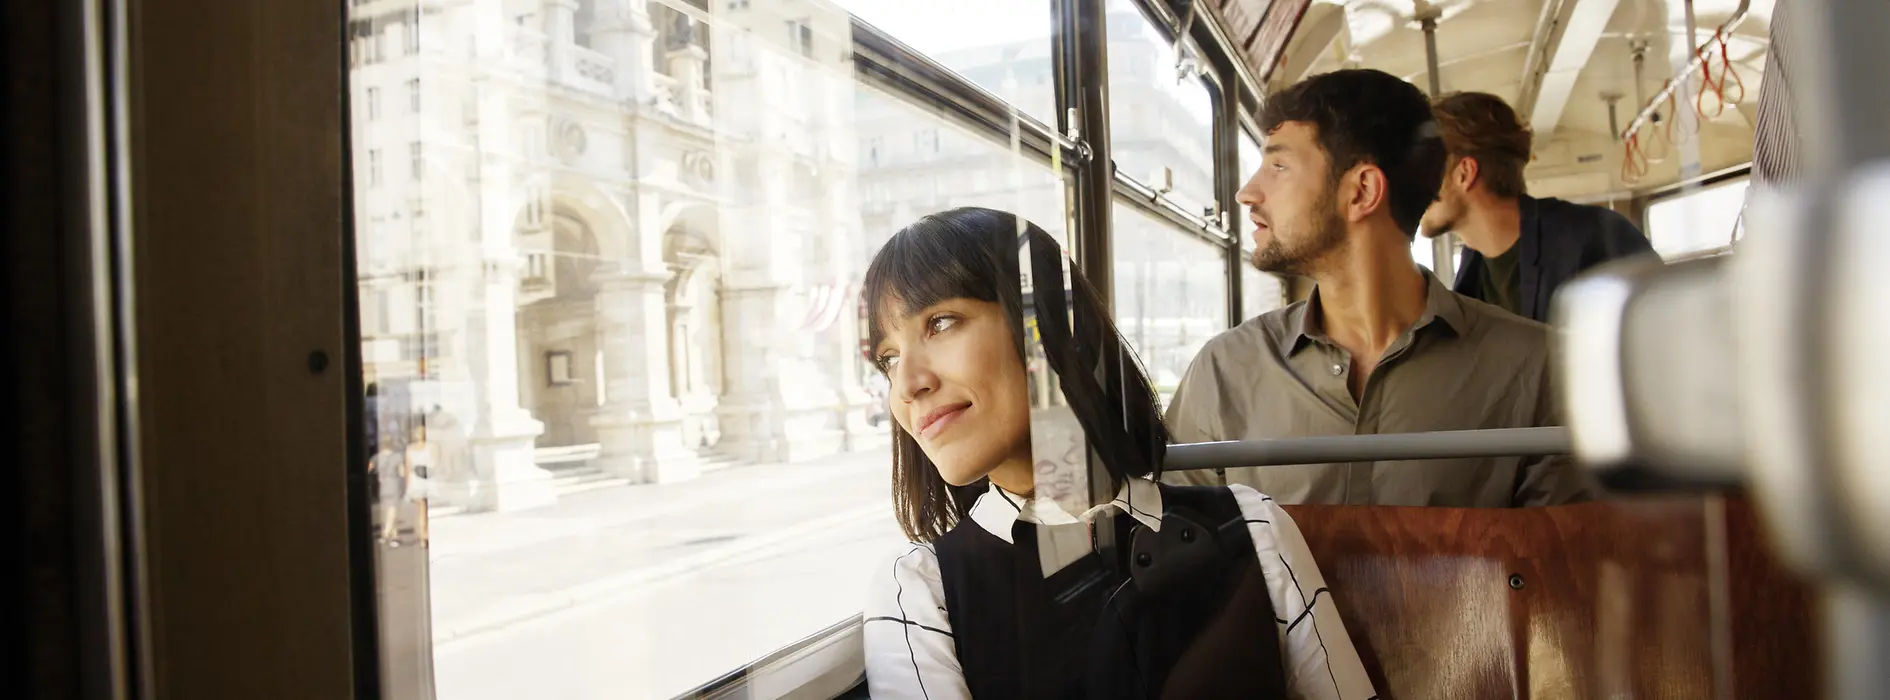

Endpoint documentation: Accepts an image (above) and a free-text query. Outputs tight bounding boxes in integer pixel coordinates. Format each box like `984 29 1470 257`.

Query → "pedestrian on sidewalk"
369 425 405 546
405 420 437 547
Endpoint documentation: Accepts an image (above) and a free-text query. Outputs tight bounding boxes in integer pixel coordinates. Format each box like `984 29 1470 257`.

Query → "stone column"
590 0 656 102
667 45 710 124
713 281 791 463
544 0 579 83
459 0 554 512
590 268 697 482
462 256 554 512
713 274 852 463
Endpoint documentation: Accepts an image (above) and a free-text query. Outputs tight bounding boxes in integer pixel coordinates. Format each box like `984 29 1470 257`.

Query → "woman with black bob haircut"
861 208 1373 700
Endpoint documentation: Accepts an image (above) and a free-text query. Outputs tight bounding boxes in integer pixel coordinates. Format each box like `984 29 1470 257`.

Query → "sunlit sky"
830 0 1051 55
831 0 1143 55
831 0 1211 125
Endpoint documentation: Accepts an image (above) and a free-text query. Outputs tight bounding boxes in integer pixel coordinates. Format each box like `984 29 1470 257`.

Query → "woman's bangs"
862 224 992 353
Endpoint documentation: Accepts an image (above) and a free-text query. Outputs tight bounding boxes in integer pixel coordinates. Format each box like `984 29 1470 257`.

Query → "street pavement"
382 447 909 700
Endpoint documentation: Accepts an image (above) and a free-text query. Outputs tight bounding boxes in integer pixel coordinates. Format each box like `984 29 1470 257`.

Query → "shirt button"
1330 364 1344 376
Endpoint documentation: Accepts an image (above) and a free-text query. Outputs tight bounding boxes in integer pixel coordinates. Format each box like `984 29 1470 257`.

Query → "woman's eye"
878 355 901 371
927 315 959 335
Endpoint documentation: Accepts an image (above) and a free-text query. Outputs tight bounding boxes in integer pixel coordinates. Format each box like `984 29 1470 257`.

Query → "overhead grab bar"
1617 0 1752 141
1164 427 1571 471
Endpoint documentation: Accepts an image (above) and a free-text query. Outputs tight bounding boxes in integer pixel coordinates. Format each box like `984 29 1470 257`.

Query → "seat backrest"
1282 495 1819 699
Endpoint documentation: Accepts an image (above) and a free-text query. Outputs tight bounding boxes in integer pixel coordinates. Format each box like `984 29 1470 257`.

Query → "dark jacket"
1451 195 1656 323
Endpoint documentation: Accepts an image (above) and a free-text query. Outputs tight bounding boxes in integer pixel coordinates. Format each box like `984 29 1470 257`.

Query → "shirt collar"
967 477 1165 544
1288 268 1468 355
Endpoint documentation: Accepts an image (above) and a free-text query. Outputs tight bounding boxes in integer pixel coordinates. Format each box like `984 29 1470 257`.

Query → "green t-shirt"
1476 245 1522 315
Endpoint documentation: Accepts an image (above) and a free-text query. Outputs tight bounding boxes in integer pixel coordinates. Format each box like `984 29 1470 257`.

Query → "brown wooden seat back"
1282 496 1819 699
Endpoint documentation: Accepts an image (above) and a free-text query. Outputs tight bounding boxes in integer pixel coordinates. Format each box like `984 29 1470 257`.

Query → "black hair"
862 207 1170 543
1259 68 1447 239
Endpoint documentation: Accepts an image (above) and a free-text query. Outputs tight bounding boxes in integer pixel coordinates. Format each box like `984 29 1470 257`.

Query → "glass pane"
834 0 1057 124
1107 0 1217 217
1112 203 1228 410
856 85 1071 248
348 1 1064 697
1234 128 1283 319
1237 128 1262 222
1241 263 1284 321
1647 178 1750 258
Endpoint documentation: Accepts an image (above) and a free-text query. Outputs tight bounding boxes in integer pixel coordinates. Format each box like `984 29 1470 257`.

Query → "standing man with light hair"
1421 92 1655 323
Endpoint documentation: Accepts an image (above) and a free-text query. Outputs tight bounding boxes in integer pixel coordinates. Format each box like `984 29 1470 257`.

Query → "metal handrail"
1164 427 1571 471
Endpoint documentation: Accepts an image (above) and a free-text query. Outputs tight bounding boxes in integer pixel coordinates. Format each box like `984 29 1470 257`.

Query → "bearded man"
1162 69 1594 507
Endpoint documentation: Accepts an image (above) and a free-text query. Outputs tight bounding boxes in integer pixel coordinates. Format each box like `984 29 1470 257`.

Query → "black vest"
933 484 1290 699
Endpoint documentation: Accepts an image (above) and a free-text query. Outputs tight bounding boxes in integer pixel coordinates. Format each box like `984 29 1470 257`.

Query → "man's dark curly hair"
1259 69 1447 240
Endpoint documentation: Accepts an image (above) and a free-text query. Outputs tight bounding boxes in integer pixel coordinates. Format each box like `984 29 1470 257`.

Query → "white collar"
967 477 1165 544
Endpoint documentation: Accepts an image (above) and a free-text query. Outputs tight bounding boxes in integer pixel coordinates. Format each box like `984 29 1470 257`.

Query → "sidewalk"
421 447 899 646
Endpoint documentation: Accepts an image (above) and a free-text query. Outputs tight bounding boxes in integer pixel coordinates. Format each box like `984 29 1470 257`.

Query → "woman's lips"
918 403 971 440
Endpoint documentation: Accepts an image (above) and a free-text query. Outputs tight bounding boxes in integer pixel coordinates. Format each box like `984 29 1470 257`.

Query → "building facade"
348 0 1279 512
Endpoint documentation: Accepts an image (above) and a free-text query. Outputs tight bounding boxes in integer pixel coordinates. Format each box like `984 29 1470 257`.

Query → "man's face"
1237 121 1346 276
1419 156 1469 238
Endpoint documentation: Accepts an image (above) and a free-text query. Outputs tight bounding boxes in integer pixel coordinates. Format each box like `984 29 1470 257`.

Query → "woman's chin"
937 468 985 488
930 455 991 488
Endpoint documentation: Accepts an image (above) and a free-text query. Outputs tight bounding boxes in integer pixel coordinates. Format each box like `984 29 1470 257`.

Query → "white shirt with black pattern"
862 477 1377 700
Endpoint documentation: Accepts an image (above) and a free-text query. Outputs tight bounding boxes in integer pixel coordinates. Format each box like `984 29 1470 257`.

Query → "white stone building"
345 0 1273 512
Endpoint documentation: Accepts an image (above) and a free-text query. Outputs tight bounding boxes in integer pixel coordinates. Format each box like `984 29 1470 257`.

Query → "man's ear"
1343 164 1389 224
1456 155 1481 192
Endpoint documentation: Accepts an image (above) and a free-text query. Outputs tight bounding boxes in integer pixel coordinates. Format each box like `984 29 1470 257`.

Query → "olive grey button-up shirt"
1162 272 1595 507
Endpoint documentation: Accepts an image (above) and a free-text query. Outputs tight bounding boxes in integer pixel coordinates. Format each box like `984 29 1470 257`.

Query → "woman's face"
875 297 1031 487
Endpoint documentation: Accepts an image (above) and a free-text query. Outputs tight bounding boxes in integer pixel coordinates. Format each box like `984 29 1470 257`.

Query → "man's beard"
1251 185 1345 276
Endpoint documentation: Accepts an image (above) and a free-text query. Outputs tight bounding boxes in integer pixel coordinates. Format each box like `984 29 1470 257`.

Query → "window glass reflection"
835 0 1057 124
348 1 1064 697
1107 0 1216 217
1111 203 1227 410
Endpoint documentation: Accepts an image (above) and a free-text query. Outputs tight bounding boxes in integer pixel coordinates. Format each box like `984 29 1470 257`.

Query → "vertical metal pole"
55 0 138 696
1420 19 1443 96
1053 0 1115 312
1420 12 1456 282
1216 78 1243 327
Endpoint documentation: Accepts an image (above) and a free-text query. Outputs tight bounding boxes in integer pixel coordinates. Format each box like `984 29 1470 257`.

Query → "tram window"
1240 260 1283 321
1646 177 1750 258
834 0 1056 124
1112 202 1227 409
856 84 1073 248
1235 129 1284 318
1237 127 1261 178
347 1 1071 697
1106 0 1217 217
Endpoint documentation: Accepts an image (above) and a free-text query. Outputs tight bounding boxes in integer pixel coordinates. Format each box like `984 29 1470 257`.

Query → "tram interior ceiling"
16 0 1890 698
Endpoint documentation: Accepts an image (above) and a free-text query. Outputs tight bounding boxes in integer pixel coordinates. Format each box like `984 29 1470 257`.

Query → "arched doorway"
516 207 604 448
663 225 724 450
